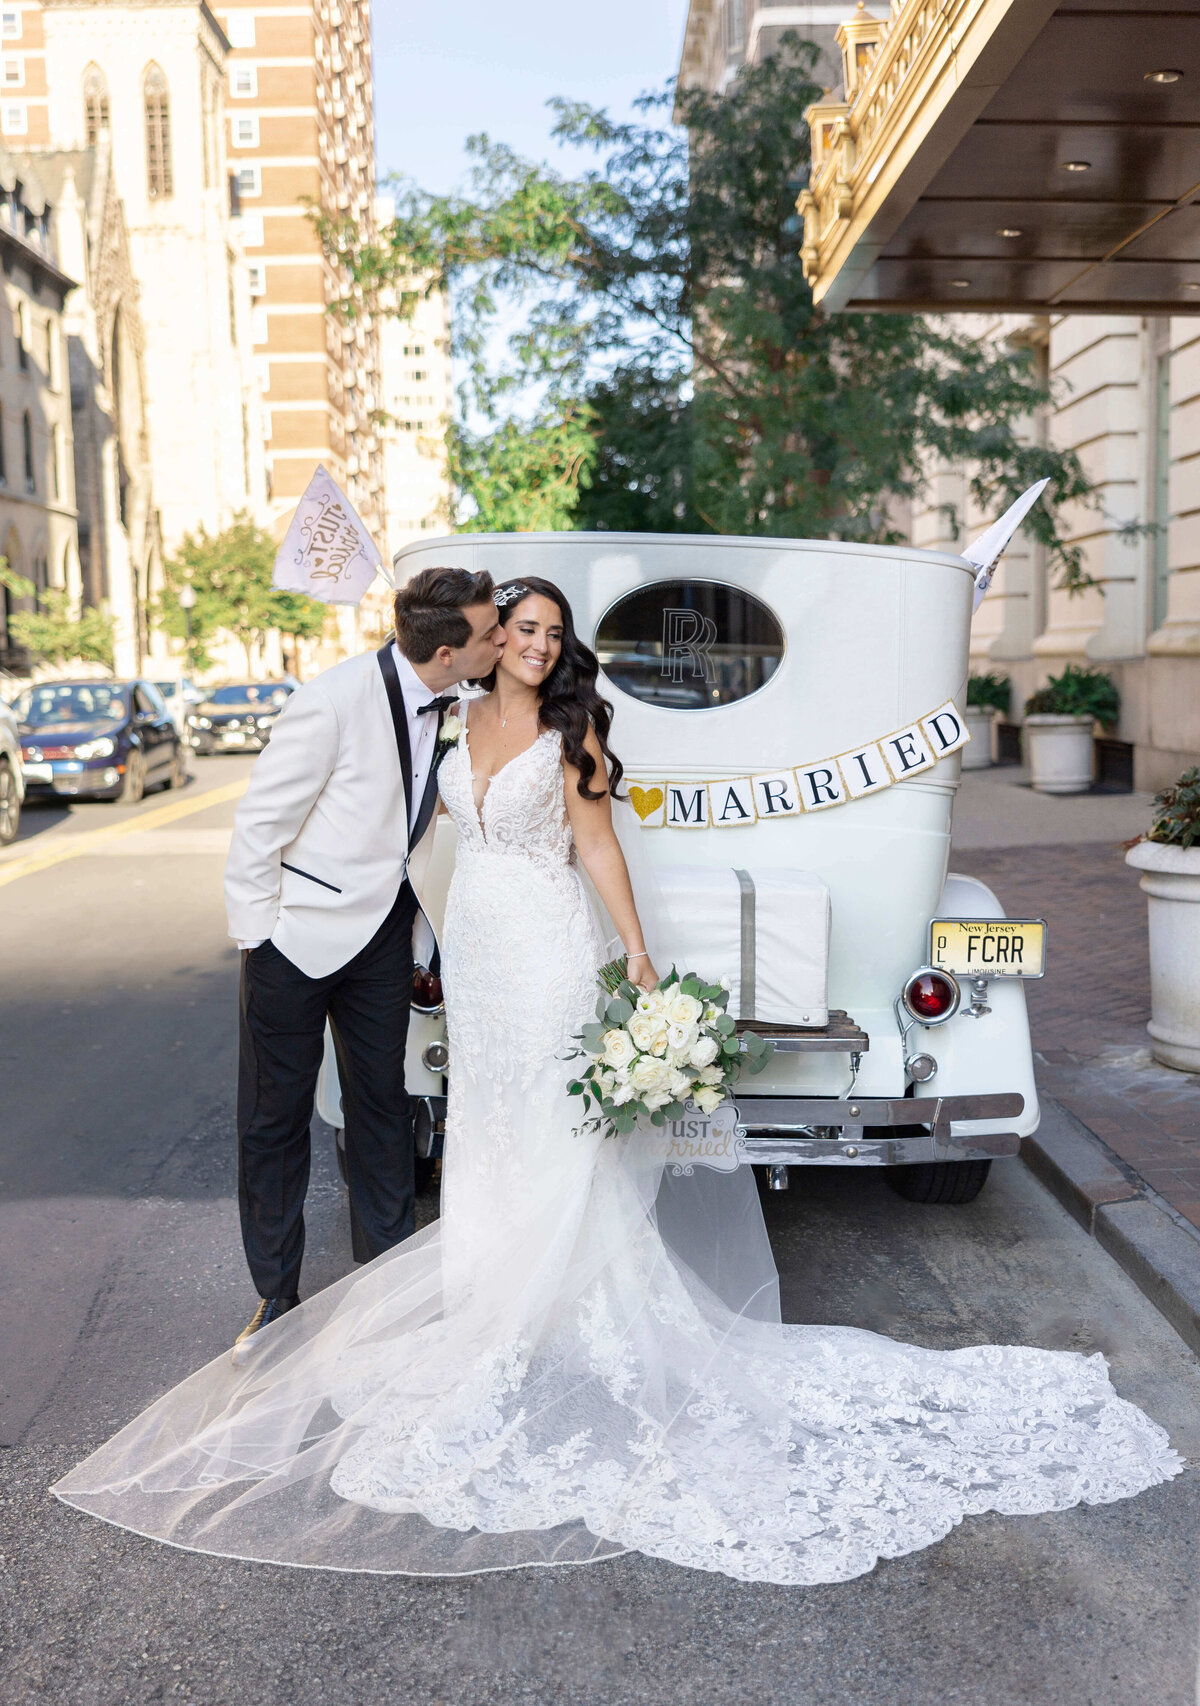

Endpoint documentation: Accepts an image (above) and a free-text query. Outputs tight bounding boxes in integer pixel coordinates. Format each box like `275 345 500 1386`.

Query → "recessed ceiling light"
950 278 971 288
1061 160 1092 172
1183 282 1200 292
1145 69 1183 84
996 227 1023 238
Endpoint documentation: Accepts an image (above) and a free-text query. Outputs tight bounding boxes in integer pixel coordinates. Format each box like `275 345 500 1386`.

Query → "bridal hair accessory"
493 583 530 610
567 960 772 1138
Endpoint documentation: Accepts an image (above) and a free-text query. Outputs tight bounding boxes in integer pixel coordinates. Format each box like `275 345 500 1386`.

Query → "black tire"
118 750 146 805
166 746 189 790
415 1154 437 1194
0 757 19 845
887 1159 992 1204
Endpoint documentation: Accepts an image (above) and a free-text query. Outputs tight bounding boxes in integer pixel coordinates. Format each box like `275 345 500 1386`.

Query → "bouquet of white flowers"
567 957 773 1138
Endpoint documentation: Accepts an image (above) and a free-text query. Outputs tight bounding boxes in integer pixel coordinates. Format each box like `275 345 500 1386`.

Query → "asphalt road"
1 755 1198 1706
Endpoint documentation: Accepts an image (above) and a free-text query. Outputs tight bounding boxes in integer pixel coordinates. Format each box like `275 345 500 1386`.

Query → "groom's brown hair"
393 566 495 662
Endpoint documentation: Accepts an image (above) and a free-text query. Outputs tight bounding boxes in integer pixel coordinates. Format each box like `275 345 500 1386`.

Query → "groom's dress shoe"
231 1294 300 1366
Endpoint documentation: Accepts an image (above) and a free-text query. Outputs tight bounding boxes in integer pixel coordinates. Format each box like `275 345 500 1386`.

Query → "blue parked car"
14 679 188 805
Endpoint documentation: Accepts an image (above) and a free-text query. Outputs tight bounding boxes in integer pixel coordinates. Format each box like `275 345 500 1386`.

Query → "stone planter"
1125 840 1200 1073
961 707 995 769
1023 713 1094 794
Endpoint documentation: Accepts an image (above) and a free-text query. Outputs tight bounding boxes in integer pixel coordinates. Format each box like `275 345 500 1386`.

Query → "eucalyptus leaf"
605 997 635 1025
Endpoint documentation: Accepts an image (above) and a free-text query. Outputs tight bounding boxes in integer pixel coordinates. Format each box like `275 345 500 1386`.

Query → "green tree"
333 45 1093 582
0 563 115 667
451 405 595 532
158 515 327 674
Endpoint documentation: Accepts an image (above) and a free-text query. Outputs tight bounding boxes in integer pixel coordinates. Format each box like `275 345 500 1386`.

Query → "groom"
223 564 505 1357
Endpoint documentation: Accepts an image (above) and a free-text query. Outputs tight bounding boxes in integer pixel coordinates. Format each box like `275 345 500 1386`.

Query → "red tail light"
412 964 444 1012
901 968 960 1025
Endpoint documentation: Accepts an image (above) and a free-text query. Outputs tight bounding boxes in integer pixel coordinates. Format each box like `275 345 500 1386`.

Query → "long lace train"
53 720 1183 1582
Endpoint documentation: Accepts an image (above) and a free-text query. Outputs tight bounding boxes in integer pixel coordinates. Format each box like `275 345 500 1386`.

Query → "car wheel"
415 1155 437 1194
0 757 19 845
166 746 189 790
887 1159 992 1204
118 751 146 805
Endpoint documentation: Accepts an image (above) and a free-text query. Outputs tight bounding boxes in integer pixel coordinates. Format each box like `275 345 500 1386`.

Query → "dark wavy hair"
487 576 624 802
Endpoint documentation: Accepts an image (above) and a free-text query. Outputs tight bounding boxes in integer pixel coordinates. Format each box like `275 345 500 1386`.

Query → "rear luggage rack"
735 1010 869 1055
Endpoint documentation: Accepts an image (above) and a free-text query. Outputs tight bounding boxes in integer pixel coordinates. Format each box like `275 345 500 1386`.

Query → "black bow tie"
416 696 456 718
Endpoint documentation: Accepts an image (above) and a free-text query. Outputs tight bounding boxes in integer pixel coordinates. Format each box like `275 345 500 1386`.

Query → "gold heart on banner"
629 785 665 822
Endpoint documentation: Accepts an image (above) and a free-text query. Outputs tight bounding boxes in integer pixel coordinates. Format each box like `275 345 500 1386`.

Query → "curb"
1021 1097 1200 1357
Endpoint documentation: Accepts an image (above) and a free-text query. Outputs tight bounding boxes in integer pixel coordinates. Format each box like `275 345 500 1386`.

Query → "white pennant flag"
964 480 1050 612
273 465 384 605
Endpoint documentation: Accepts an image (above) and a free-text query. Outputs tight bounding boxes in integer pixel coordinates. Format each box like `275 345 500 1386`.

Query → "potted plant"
1126 768 1200 1073
1022 665 1119 795
963 672 1010 770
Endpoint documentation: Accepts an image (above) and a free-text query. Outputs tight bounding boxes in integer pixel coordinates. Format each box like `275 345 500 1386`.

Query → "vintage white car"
318 531 1043 1205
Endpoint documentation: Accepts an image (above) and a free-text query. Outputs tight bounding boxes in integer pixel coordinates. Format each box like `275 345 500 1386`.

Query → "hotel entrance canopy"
800 0 1200 315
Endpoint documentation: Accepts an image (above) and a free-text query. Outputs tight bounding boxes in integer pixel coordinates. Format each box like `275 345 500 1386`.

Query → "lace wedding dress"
54 721 1182 1583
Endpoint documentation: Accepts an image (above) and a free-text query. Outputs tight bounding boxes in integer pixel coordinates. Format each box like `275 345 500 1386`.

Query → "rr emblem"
661 607 717 684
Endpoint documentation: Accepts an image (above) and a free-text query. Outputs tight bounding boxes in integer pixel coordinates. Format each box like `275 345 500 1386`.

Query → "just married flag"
272 465 385 605
965 480 1050 612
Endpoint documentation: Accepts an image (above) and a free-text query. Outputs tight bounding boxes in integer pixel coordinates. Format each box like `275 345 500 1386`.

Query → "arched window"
22 409 33 493
83 63 109 146
143 63 172 199
51 423 61 500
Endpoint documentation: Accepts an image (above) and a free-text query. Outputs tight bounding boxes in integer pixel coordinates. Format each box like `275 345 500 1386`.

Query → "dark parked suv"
185 681 294 754
14 679 187 804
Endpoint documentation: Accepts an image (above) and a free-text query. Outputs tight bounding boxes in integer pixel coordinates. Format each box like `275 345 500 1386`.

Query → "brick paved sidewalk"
953 772 1200 1235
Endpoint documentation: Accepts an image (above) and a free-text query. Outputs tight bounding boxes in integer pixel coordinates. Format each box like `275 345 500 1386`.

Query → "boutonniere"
439 713 463 745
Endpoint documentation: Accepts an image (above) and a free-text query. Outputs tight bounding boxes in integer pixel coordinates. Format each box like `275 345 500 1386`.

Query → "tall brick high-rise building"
216 0 384 543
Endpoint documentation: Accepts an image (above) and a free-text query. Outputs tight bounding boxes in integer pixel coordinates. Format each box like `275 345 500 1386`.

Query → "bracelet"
625 946 647 957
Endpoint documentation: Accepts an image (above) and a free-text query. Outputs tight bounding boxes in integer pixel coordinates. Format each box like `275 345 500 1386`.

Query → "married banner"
627 699 969 828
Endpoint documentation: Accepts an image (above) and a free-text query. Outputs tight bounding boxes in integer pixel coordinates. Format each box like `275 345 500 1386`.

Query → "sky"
371 0 692 196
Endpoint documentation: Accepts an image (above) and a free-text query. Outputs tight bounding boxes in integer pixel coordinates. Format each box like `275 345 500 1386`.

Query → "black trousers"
237 883 419 1299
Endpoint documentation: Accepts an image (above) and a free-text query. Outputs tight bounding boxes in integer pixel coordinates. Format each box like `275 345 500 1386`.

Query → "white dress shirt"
236 647 448 952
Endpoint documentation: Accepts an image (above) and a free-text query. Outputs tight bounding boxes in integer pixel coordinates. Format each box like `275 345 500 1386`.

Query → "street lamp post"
178 582 197 677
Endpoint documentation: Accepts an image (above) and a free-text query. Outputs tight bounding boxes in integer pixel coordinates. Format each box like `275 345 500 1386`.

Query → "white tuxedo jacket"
224 649 443 978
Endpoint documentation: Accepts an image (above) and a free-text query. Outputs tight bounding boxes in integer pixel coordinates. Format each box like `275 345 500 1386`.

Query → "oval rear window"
594 579 784 710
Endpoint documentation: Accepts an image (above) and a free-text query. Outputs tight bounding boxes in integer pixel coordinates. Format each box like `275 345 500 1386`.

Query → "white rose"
629 1012 669 1056
718 976 731 991
643 1090 672 1111
665 1048 691 1071
693 1085 724 1114
630 1055 670 1095
439 713 463 743
688 1034 720 1069
697 1064 724 1086
602 1029 637 1070
665 992 704 1028
667 1021 697 1054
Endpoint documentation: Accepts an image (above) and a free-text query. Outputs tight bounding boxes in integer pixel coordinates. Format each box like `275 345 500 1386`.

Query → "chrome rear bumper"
737 1092 1024 1166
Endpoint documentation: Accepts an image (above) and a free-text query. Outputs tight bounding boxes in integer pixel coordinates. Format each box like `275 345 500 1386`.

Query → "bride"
54 577 1182 1585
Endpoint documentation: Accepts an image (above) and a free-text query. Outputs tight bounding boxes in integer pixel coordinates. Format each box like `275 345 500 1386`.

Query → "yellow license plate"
930 919 1046 979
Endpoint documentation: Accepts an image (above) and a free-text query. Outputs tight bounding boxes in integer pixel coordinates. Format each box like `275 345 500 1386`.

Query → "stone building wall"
0 148 79 676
